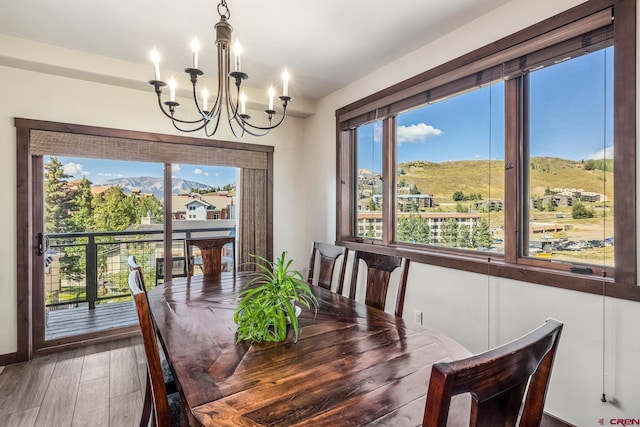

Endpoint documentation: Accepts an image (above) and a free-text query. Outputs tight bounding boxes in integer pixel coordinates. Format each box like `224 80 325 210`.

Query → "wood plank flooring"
0 336 145 427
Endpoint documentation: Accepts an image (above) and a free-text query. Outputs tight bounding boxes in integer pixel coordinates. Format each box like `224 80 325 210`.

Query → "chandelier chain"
218 0 230 20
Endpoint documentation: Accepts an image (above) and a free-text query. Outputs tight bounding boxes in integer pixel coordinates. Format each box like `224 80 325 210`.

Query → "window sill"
339 239 639 302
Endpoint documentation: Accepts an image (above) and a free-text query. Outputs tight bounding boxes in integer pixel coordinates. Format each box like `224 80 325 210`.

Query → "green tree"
68 177 95 232
44 157 73 233
397 214 430 244
410 184 420 195
440 218 459 247
367 197 377 211
572 202 594 219
131 195 164 225
92 186 136 231
452 191 465 201
546 198 556 212
458 224 472 248
473 219 492 248
455 203 467 213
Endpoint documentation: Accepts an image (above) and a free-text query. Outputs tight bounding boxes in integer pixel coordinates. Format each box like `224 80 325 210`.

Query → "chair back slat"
307 242 348 293
423 319 563 427
348 250 409 317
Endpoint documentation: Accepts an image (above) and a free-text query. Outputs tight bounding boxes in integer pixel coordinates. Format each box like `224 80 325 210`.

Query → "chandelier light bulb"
268 86 275 111
282 69 289 97
150 47 161 80
239 92 247 115
191 37 200 69
202 87 209 111
233 40 242 73
169 76 176 102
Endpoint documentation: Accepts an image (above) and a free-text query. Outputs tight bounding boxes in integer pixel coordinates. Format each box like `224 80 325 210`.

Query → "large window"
336 0 636 300
395 82 504 253
525 48 614 269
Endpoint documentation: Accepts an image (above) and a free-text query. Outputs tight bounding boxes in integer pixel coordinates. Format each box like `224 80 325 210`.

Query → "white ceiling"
0 0 511 101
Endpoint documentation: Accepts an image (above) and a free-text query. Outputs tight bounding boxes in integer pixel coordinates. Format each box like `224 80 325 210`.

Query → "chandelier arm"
170 119 209 133
238 110 288 132
204 107 224 137
154 94 208 125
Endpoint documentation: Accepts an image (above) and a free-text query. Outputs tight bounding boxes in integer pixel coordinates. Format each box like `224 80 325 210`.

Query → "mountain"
97 176 215 200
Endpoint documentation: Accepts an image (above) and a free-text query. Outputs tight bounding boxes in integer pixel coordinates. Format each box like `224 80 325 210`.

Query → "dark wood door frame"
12 118 274 363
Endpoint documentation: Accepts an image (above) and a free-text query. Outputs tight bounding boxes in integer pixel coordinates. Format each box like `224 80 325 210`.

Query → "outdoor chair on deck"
129 270 187 427
423 319 563 427
185 236 235 276
348 250 410 317
307 242 348 293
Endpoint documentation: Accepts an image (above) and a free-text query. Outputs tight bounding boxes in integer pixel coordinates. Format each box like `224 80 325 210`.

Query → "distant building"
358 211 480 241
171 193 235 221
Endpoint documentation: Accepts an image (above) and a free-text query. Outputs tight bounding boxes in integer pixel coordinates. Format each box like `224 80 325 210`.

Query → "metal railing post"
86 234 98 310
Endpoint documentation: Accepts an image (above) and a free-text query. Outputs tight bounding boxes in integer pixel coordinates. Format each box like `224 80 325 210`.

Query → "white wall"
302 0 640 425
0 40 308 355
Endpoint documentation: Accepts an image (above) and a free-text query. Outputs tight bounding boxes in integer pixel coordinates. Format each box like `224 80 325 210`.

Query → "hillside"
398 157 614 203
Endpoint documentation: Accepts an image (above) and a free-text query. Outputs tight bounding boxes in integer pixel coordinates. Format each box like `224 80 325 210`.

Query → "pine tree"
440 218 459 247
397 214 430 244
68 177 95 231
473 219 492 248
44 157 72 233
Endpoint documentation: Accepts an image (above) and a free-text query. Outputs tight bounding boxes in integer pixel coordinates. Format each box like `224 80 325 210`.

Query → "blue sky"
358 46 613 170
48 156 237 188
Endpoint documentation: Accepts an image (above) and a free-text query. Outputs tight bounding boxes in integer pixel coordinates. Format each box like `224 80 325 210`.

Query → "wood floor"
0 336 145 427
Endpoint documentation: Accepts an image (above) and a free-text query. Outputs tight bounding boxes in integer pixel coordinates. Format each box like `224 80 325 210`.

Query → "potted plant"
234 252 318 343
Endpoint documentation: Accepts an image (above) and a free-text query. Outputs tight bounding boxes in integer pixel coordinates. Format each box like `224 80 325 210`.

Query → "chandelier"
147 0 292 138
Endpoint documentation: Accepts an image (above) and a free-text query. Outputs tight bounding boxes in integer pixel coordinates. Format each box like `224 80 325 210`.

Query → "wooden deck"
46 300 138 341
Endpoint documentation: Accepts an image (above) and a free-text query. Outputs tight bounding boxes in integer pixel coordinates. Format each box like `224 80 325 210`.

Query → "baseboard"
542 412 577 427
0 351 19 366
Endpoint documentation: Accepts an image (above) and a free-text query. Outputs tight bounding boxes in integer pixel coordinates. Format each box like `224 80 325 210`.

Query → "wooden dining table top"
147 272 471 426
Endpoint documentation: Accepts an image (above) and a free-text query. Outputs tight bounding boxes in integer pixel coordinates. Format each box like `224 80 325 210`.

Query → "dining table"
147 271 471 426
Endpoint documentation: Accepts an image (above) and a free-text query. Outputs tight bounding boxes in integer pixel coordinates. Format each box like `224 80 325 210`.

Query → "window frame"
336 0 637 301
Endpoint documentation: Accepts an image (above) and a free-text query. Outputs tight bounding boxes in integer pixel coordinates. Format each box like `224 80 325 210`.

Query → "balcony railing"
45 227 235 311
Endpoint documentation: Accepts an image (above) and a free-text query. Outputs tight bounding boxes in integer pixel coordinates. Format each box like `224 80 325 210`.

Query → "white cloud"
587 146 613 160
204 172 209 176
172 164 181 173
397 123 443 143
194 168 203 175
63 162 86 176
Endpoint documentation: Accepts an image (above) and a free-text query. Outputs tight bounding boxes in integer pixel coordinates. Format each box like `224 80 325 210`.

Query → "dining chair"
423 318 564 427
128 270 187 427
307 242 348 293
348 250 410 317
185 236 235 276
127 255 147 292
128 255 177 394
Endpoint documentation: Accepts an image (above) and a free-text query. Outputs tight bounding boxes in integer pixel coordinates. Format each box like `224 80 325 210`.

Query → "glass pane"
356 121 384 239
395 82 505 253
527 47 613 267
44 156 164 339
170 163 238 278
